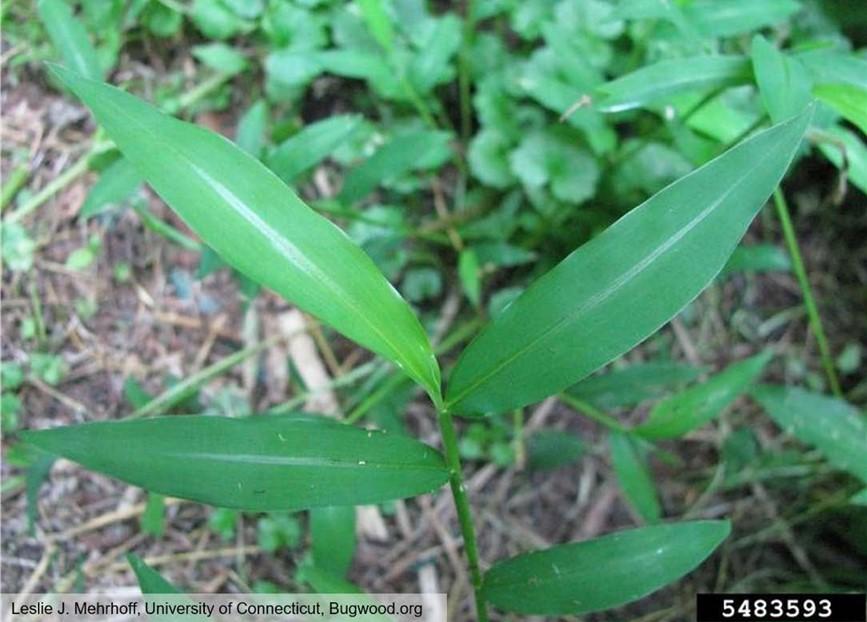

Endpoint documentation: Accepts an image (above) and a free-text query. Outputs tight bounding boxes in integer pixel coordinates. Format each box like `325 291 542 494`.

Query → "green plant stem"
3 141 111 225
345 374 408 424
29 280 47 345
132 202 202 252
772 188 842 397
400 77 438 130
559 393 627 432
512 408 525 468
609 86 726 168
1 164 29 211
176 72 234 111
346 317 485 423
458 0 476 142
130 335 283 418
437 406 488 622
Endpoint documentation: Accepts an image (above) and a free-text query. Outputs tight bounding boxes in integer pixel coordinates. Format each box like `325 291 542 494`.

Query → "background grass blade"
683 0 801 38
567 362 705 410
80 157 143 218
38 0 104 81
636 351 771 440
595 56 751 113
23 415 449 511
310 505 357 578
50 66 441 400
446 108 812 416
609 431 661 523
267 115 361 182
752 385 867 483
813 83 867 135
751 35 811 123
127 553 182 593
482 520 731 615
338 130 452 204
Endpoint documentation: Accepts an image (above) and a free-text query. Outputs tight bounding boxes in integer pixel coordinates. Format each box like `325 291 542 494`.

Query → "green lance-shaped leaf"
721 243 791 276
358 0 395 53
127 553 182 594
50 66 440 399
446 107 812 416
567 362 705 410
38 0 103 81
751 35 811 124
813 83 867 135
636 351 771 440
267 115 361 182
482 520 730 615
752 385 867 483
236 99 268 159
682 0 801 38
526 429 584 471
338 130 452 204
128 554 209 622
23 414 449 511
310 505 357 578
141 493 166 537
609 432 661 524
81 157 144 218
797 51 867 91
595 56 752 113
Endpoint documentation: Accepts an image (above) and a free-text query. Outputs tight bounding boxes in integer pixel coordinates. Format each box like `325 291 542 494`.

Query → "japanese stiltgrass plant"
20 62 813 619
10 0 867 619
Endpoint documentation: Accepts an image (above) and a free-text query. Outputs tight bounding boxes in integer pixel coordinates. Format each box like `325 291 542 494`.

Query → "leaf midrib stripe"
166 451 446 472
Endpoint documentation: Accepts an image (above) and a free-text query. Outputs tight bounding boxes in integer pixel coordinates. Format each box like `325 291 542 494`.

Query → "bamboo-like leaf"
235 99 268 158
458 249 481 308
358 0 395 53
338 130 452 204
482 520 730 615
310 505 357 578
50 66 440 399
128 555 209 622
609 432 661 523
721 244 791 276
526 430 584 471
23 415 449 511
38 0 103 81
797 51 867 90
813 83 867 135
446 108 812 416
751 35 811 124
636 351 771 439
752 385 867 483
127 553 182 594
81 157 143 218
567 362 704 410
683 0 800 38
595 56 751 113
267 115 361 182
